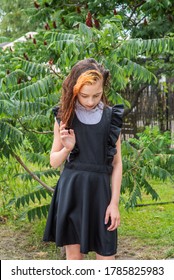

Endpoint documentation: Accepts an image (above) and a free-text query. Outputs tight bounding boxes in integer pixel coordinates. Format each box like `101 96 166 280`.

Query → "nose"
87 98 94 107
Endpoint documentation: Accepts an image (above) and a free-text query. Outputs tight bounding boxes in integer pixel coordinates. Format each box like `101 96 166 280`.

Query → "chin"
85 106 96 110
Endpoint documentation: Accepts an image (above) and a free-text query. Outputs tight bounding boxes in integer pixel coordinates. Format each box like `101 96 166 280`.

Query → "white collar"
75 100 104 112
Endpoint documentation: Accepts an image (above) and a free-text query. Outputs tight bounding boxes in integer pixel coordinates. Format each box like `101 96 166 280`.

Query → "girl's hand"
59 121 76 152
104 203 120 231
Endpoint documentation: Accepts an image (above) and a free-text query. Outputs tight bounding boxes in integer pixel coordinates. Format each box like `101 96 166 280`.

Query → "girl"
43 58 124 260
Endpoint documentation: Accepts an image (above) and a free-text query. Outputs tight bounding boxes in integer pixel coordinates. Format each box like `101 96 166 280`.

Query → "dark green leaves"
121 126 173 208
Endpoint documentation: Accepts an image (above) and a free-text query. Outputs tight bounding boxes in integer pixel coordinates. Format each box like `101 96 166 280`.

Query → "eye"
94 93 102 98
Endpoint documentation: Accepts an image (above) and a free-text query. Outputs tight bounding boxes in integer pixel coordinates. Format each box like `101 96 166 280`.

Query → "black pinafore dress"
43 104 124 256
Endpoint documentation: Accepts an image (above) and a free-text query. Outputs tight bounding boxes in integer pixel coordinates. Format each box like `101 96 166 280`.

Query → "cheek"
77 95 82 102
95 95 102 104
77 96 85 105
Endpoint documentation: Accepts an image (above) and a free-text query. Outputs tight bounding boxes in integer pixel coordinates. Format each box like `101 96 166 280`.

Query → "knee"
65 244 84 260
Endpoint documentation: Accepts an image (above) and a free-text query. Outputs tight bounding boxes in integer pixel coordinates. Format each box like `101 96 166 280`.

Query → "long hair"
58 58 110 127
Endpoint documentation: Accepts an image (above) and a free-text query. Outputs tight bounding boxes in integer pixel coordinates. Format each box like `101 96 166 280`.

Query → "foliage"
25 0 174 39
8 186 52 222
0 1 174 220
121 126 174 209
0 0 38 39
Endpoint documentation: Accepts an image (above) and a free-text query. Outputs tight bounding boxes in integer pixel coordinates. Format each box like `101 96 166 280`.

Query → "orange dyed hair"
73 70 103 96
58 58 110 127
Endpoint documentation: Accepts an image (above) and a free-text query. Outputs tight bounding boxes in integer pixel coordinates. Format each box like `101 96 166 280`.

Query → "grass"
118 178 174 259
120 205 174 242
1 168 174 259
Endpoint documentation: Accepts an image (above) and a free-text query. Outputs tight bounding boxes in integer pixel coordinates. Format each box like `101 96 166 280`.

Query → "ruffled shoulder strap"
107 104 124 165
52 106 60 125
111 104 124 129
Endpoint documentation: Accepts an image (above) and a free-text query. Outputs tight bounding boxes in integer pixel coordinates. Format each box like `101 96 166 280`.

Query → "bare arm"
50 121 76 168
110 135 122 206
105 135 122 231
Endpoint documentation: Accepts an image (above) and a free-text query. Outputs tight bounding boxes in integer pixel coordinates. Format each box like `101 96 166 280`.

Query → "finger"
107 224 117 231
60 130 74 138
104 212 110 225
69 129 74 135
61 135 71 139
107 217 116 231
107 218 120 231
59 121 64 130
60 126 66 133
60 129 69 135
59 122 66 130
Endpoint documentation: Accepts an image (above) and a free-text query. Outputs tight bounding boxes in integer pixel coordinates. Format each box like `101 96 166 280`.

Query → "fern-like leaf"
2 69 29 90
125 182 142 209
27 204 50 221
25 152 50 167
8 186 52 209
20 59 49 76
15 169 59 181
15 100 48 116
14 75 55 101
123 58 157 83
0 120 23 144
117 38 174 59
142 179 159 201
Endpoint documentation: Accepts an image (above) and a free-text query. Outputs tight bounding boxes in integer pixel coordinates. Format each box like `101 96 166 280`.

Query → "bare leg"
96 253 115 260
65 244 84 260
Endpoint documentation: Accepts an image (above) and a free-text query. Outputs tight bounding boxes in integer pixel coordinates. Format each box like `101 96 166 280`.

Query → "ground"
0 223 166 260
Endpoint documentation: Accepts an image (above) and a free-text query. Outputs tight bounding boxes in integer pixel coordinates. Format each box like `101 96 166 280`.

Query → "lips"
85 106 95 110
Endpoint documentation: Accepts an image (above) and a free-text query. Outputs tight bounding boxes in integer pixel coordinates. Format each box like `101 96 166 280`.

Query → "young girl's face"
77 79 103 110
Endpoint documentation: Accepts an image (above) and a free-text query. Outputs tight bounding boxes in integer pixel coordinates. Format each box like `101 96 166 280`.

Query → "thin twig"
49 64 63 78
127 1 146 23
134 15 147 27
17 118 53 134
13 152 54 193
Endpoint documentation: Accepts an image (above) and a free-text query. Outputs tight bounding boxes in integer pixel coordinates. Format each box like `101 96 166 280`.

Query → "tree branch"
134 15 147 26
17 118 53 134
123 84 147 116
13 152 54 193
127 1 146 23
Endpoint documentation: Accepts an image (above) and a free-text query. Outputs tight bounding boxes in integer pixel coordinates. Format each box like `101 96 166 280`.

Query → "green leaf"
79 23 93 40
36 207 42 219
16 198 21 209
35 191 41 202
30 192 35 203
